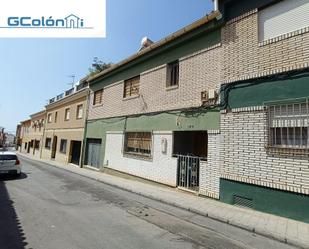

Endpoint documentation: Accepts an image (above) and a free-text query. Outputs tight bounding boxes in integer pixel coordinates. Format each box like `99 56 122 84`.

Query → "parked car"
0 151 21 176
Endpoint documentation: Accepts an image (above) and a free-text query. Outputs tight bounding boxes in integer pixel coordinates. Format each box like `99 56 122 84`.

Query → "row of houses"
18 0 309 223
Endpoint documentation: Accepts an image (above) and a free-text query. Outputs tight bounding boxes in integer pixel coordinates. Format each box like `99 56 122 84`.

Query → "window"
259 0 309 41
93 89 103 105
123 76 140 98
47 113 52 123
124 132 152 157
35 140 40 150
65 108 70 121
60 139 67 154
45 138 51 149
55 112 58 123
167 60 179 87
76 104 83 119
173 131 208 159
267 102 309 155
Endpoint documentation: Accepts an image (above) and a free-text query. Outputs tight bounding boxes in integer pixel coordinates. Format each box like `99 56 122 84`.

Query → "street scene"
1 0 309 248
0 152 298 249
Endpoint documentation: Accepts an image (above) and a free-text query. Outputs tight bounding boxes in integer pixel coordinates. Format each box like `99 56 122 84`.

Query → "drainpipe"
39 113 47 159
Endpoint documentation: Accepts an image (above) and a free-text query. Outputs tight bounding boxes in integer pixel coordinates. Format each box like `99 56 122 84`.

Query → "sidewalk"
18 153 309 249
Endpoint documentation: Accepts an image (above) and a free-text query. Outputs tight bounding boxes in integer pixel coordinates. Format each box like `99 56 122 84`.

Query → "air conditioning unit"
201 89 218 106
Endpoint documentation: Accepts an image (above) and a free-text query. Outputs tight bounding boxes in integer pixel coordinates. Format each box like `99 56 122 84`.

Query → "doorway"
173 131 208 192
70 140 82 165
51 136 57 159
85 139 102 169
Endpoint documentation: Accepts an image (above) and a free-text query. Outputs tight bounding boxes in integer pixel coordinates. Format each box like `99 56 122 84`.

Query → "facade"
20 111 45 158
19 119 32 153
83 0 309 221
41 82 89 166
0 126 5 147
218 0 309 222
15 124 22 149
4 133 15 147
15 0 309 222
84 11 223 198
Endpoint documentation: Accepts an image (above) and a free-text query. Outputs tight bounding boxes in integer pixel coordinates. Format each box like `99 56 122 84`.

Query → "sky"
0 0 213 133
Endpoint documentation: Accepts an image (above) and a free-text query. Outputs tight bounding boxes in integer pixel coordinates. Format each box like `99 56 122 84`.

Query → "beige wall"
41 129 84 164
45 94 87 130
20 113 45 158
88 44 222 120
222 9 309 83
41 91 88 165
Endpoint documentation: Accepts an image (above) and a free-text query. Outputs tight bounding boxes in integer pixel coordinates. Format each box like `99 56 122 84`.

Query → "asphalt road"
0 156 297 249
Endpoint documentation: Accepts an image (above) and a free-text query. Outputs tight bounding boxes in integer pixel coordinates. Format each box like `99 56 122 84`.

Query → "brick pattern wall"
104 131 177 186
199 131 221 199
221 109 309 195
222 9 309 83
88 44 222 120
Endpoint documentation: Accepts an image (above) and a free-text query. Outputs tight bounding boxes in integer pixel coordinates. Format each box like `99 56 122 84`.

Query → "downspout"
39 113 47 159
80 88 90 168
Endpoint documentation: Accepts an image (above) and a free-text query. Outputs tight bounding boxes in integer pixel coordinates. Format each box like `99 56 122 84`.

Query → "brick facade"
104 131 177 186
88 44 222 120
199 131 221 199
221 108 309 195
222 9 309 83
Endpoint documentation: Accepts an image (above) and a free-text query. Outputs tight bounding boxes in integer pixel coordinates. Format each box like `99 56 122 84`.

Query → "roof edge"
88 11 221 84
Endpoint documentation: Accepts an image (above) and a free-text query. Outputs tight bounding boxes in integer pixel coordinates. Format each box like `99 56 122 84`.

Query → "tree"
88 57 112 76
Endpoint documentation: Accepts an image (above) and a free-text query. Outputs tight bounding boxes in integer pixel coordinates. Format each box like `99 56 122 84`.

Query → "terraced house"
41 80 89 166
83 0 309 222
218 0 309 222
20 110 45 159
19 119 31 153
84 11 222 198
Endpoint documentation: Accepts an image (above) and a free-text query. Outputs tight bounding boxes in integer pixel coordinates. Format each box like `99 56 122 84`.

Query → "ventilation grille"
233 195 253 209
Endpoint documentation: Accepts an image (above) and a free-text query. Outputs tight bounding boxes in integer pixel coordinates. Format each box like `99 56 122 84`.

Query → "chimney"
213 0 219 11
139 37 154 51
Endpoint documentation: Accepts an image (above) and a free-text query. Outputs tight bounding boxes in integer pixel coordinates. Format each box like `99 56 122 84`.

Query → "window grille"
124 132 152 157
267 101 309 155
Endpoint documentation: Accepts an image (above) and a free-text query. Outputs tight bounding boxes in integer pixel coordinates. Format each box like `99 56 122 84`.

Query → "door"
86 139 101 169
177 155 200 192
51 136 57 159
70 141 82 165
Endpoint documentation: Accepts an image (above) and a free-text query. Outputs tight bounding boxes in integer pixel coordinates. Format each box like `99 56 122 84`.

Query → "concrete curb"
18 154 308 249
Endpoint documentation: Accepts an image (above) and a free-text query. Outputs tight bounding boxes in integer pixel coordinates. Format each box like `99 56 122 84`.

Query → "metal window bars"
267 100 309 156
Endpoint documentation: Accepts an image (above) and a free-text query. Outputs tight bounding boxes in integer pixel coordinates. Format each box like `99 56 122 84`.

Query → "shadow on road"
0 176 28 248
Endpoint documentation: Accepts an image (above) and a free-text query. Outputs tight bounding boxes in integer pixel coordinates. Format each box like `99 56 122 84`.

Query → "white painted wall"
104 131 177 186
199 132 221 199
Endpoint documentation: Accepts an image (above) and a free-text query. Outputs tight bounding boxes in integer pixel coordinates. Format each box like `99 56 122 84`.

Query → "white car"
0 151 22 176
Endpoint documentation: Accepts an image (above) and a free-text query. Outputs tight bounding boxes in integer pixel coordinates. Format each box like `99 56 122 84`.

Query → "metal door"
177 155 200 192
86 139 101 169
